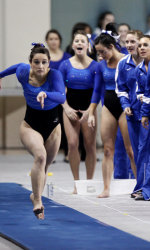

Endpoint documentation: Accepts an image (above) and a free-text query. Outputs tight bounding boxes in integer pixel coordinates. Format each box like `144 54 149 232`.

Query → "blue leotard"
0 63 66 110
59 59 98 90
50 52 71 70
91 60 116 104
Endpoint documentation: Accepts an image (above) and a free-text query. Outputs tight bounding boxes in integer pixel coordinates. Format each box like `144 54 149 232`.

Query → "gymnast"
59 30 98 194
88 24 136 198
0 43 66 219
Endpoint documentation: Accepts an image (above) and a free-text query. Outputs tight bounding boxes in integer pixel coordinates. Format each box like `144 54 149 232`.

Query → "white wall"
0 0 51 87
0 0 51 148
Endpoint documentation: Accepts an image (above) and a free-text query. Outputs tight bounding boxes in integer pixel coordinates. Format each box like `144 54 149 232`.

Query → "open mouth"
128 48 134 53
77 47 83 51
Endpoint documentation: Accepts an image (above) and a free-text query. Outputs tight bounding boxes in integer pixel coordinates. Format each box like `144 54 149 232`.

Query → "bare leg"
63 112 80 193
98 106 118 198
119 113 137 178
81 114 97 179
20 121 46 219
30 124 61 203
44 124 61 186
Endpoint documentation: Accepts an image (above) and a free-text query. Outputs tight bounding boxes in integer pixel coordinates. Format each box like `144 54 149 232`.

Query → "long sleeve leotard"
0 63 66 110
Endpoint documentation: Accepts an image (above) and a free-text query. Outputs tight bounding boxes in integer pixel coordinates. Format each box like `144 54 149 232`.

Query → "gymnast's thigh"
100 106 118 146
63 111 80 146
19 121 45 156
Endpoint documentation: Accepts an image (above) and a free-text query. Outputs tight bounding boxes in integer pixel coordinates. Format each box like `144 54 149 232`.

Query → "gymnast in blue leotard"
0 43 66 219
88 24 136 198
45 29 71 162
45 29 71 70
59 30 98 194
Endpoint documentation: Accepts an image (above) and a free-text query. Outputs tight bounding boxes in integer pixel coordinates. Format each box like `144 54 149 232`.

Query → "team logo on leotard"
53 118 58 123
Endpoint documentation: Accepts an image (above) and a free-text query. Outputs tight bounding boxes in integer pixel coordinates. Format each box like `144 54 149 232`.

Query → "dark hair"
45 29 62 45
71 22 92 37
94 22 121 51
118 23 131 31
29 43 50 63
106 22 118 36
97 11 114 28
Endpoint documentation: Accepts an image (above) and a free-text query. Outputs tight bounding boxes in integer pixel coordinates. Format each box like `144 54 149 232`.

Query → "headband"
31 42 45 47
101 30 120 42
87 34 94 53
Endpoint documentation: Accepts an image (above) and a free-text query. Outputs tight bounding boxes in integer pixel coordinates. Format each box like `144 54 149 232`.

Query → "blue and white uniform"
139 62 150 200
116 54 141 165
141 62 150 117
133 61 150 196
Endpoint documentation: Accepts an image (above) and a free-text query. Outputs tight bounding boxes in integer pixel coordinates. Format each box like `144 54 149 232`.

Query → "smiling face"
95 43 113 61
72 34 89 56
125 34 139 55
30 53 50 77
138 37 150 59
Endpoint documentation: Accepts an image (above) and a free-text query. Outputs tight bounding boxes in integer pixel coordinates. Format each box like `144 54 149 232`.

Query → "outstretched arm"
37 70 66 108
0 64 22 78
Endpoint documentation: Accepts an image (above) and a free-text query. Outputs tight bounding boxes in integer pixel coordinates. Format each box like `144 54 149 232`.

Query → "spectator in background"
66 22 96 59
118 23 131 54
93 11 115 38
45 29 71 162
45 29 71 70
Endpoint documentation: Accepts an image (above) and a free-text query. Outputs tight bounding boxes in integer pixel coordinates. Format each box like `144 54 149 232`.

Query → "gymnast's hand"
64 106 79 121
88 114 95 129
79 109 89 123
140 96 143 103
141 116 149 129
124 107 133 116
37 91 47 109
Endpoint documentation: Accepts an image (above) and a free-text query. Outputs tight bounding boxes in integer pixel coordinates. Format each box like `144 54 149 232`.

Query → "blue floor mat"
0 183 150 250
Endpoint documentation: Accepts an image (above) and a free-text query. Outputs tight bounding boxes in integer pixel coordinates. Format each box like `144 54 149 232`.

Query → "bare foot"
30 193 44 219
97 190 110 198
72 185 77 194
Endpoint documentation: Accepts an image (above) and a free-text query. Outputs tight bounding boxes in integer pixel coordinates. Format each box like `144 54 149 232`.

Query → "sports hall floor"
0 149 150 249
